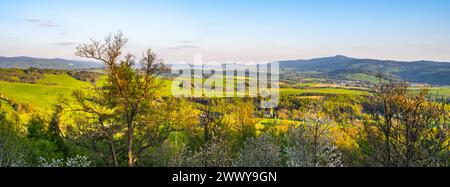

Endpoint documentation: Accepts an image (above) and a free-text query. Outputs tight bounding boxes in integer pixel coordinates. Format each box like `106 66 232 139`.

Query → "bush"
190 136 234 167
285 126 343 167
0 111 28 167
38 155 91 167
235 133 283 167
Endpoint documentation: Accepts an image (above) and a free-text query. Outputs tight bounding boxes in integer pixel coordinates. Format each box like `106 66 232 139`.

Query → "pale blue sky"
1 0 450 63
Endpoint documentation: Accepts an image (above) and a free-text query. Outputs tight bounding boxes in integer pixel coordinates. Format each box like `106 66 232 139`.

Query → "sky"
0 0 450 63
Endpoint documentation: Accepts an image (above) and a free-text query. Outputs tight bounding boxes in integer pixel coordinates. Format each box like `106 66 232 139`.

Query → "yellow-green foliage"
256 118 300 136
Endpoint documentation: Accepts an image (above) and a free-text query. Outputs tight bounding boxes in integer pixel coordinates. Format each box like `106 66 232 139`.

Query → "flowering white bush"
38 155 91 167
285 124 343 167
0 150 26 167
189 136 234 167
235 133 282 167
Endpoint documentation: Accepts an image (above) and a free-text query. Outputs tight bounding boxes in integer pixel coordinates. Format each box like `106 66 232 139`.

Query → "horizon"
2 54 450 65
1 0 450 63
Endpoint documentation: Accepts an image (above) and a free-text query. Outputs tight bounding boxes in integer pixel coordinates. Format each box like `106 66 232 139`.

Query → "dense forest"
0 33 449 167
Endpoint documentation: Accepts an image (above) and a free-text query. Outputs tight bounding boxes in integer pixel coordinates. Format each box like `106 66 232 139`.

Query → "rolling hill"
0 56 103 70
279 55 450 85
3 55 450 85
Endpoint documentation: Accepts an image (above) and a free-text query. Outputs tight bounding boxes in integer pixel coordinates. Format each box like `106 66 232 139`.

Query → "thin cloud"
170 44 200 50
180 40 195 44
56 42 77 46
39 23 57 27
25 18 57 28
25 18 41 23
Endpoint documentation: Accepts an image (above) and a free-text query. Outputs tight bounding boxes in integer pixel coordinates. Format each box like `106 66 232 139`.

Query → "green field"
410 86 450 98
37 74 93 88
0 74 94 111
2 73 449 114
0 74 370 113
96 75 108 87
280 88 368 95
430 87 450 96
302 78 326 82
0 81 77 110
296 83 320 87
344 73 380 83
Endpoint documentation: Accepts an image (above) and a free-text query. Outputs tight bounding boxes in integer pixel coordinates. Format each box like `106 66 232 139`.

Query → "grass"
0 81 75 110
37 74 93 88
162 79 254 97
256 118 300 135
0 73 373 114
165 78 370 97
96 75 109 87
427 87 450 98
162 77 260 97
296 83 319 87
344 73 379 83
0 74 94 111
302 78 326 82
409 86 450 98
280 88 368 95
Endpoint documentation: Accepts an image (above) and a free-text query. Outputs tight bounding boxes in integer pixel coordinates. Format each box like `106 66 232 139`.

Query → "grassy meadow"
1 72 449 116
0 74 94 112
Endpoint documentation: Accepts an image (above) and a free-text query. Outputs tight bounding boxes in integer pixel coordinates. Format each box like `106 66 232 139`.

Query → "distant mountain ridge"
279 55 450 85
2 55 450 85
0 56 104 70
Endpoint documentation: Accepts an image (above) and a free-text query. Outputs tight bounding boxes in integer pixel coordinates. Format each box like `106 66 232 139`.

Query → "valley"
1 65 449 116
1 53 449 167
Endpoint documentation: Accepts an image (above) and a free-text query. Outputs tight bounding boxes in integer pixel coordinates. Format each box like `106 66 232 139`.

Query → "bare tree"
355 77 450 167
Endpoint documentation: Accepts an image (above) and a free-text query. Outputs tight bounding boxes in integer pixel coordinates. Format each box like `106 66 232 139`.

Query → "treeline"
67 71 101 83
0 68 45 84
0 68 102 84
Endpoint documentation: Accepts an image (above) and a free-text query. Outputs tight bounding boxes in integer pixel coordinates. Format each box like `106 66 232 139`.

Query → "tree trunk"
127 119 134 167
383 101 392 167
100 119 119 167
108 138 119 167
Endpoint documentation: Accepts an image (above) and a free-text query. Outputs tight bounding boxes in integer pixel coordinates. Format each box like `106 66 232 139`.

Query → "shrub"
235 133 282 167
